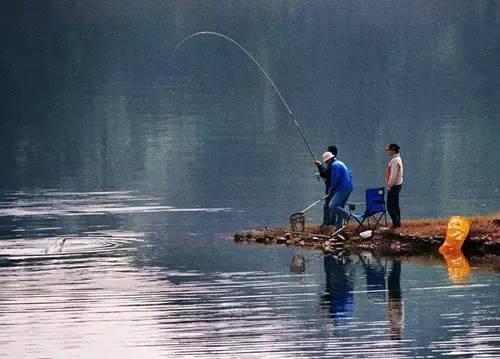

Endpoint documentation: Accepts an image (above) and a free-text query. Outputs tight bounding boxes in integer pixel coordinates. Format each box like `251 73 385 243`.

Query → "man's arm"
314 161 327 179
328 164 339 194
387 160 400 189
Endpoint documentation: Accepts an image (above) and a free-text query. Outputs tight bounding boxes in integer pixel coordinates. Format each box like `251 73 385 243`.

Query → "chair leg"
374 213 384 228
354 218 365 234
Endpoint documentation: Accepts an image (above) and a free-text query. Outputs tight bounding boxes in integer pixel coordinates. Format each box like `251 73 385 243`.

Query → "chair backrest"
365 187 385 216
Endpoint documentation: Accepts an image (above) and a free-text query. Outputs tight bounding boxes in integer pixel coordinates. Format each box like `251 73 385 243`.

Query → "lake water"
1 1 499 358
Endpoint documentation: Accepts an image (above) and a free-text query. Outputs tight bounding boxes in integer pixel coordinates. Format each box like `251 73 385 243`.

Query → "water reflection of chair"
358 252 386 300
387 258 404 341
322 255 355 324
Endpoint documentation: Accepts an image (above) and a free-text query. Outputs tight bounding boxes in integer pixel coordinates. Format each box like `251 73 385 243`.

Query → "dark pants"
322 193 334 226
387 185 402 226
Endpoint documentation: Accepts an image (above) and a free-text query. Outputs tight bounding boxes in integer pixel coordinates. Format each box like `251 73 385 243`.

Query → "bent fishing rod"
169 31 317 162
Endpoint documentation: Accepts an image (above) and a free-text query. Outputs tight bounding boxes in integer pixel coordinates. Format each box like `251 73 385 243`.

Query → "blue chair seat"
348 187 388 234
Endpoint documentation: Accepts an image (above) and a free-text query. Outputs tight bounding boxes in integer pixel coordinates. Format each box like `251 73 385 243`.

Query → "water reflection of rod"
170 31 317 161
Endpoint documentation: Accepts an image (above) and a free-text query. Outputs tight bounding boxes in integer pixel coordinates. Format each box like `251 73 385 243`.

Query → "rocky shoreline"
233 214 500 257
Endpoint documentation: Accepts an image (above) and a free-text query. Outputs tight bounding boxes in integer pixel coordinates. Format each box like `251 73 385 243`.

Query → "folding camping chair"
348 187 388 234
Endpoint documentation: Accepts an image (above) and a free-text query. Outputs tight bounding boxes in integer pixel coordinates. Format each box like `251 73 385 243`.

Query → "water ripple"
0 190 230 218
0 192 498 358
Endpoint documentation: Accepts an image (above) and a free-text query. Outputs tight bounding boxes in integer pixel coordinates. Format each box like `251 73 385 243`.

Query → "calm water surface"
1 1 499 358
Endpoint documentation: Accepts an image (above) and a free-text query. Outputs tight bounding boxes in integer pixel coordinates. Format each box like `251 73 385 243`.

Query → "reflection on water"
322 254 355 324
290 254 306 273
387 258 404 341
359 252 386 299
0 191 498 357
0 191 230 219
440 250 472 285
322 253 405 342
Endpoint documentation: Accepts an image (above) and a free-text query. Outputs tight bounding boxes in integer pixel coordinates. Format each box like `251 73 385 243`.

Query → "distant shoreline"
234 213 500 257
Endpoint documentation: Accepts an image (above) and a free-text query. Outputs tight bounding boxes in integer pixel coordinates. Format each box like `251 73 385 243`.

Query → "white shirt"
386 154 403 187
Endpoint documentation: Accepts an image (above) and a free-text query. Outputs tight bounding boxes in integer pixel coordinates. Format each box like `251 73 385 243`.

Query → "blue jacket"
328 159 353 193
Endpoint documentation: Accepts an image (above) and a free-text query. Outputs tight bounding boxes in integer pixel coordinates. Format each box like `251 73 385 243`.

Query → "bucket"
290 212 305 232
440 216 471 252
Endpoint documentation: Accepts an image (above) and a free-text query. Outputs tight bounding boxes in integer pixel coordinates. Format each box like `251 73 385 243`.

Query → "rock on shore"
234 214 500 256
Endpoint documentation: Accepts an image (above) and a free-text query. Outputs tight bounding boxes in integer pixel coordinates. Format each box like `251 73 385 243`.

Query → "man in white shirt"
385 144 404 228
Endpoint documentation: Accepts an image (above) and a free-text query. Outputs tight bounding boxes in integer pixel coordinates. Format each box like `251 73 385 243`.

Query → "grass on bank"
304 212 500 240
397 212 499 238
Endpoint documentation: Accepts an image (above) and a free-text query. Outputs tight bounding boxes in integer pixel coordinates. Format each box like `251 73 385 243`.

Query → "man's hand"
314 160 321 166
386 185 392 192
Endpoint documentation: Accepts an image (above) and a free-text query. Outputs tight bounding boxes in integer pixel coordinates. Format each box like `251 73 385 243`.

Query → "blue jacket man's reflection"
323 254 355 324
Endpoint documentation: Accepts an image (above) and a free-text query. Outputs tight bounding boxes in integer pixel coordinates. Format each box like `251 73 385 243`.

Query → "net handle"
300 194 329 213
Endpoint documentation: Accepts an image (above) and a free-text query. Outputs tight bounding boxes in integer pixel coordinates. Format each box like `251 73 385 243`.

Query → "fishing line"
169 31 316 162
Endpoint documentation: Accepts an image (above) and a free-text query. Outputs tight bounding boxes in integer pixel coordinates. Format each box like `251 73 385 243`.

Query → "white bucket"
359 230 373 239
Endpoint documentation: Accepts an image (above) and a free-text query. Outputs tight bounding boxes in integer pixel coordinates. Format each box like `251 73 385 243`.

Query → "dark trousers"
387 185 402 226
322 193 334 226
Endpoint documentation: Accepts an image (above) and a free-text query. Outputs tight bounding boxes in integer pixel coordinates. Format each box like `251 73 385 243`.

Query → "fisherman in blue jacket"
327 153 353 230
